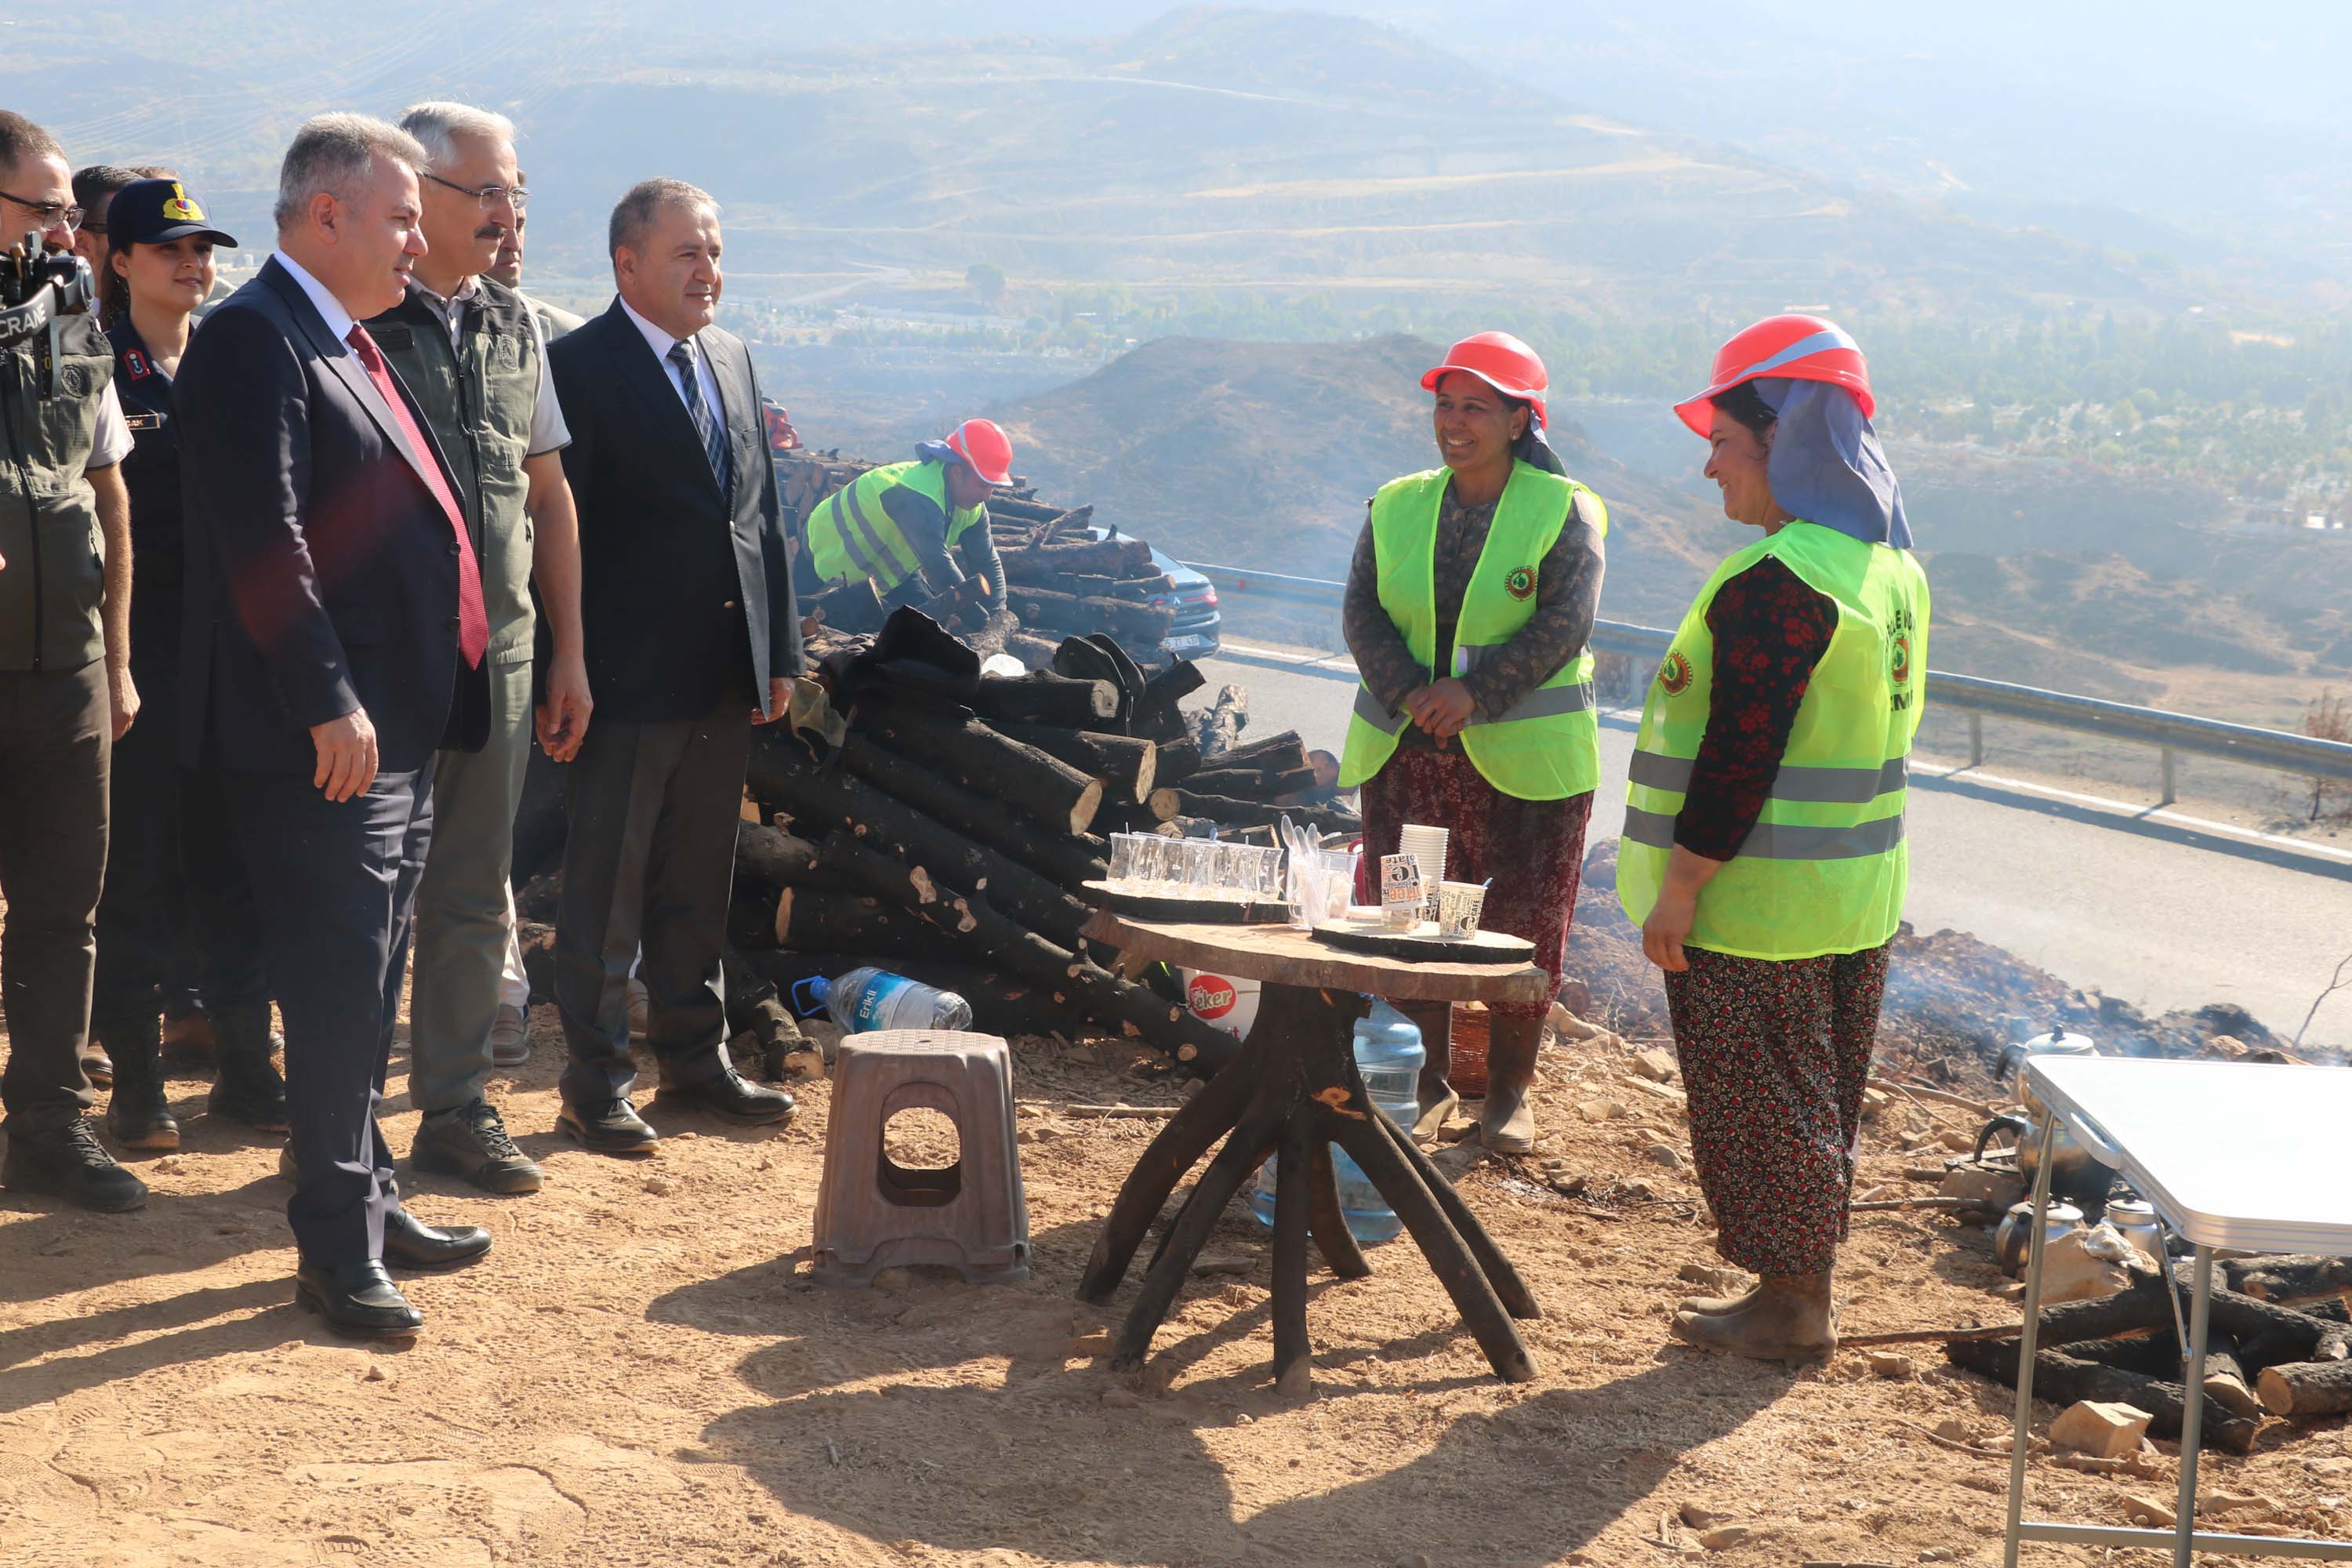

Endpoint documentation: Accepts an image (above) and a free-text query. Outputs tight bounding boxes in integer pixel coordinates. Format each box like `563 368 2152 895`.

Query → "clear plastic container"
805 967 974 1033
1249 999 1423 1243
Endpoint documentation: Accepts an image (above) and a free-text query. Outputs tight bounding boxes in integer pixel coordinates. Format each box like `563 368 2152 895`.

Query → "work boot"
1476 1014 1544 1156
2 1118 150 1212
1396 1000 1456 1139
209 1000 291 1133
411 1099 543 1195
488 1004 532 1069
1670 1272 1839 1362
98 1015 181 1152
162 1004 217 1058
81 1042 114 1090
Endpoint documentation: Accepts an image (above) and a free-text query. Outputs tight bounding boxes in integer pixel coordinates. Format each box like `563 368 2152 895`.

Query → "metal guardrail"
1187 562 2352 794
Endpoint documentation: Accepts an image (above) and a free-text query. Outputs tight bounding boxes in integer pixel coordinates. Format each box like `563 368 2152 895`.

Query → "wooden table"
1075 912 1554 1390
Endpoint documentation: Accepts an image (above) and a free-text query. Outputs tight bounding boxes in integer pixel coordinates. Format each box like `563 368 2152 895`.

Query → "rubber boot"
1396 1000 1457 1138
100 1015 181 1152
1476 1014 1544 1155
209 1000 291 1132
1670 1272 1838 1361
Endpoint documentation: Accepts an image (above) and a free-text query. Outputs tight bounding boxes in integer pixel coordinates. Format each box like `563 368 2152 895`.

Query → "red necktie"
347 324 487 669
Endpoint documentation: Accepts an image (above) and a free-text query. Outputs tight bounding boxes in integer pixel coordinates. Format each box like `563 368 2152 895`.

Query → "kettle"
1973 1024 2112 1207
1994 1200 2084 1276
2103 1196 2166 1269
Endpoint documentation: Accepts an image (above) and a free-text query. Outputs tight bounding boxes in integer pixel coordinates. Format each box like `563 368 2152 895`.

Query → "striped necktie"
667 339 731 491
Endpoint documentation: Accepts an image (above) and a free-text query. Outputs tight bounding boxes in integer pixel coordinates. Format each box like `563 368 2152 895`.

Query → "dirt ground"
5 952 2350 1566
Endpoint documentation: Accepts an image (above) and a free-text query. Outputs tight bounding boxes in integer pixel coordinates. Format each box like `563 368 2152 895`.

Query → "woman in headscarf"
1618 316 1930 1359
1338 332 1608 1154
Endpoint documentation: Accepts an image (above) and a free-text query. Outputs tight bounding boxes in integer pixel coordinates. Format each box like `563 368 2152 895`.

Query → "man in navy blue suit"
176 114 495 1338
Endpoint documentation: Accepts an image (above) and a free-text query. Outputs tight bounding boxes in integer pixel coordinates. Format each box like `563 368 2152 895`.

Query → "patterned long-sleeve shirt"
1674 555 1838 861
1342 482 1606 739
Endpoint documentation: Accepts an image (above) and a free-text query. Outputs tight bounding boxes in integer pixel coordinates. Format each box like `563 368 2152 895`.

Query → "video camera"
0 230 97 400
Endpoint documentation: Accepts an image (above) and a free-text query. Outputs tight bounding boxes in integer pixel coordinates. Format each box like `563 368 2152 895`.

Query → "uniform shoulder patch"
1659 650 1693 696
1504 565 1537 601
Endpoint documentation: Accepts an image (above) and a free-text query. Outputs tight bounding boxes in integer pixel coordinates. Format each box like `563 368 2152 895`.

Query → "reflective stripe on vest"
807 459 980 593
1615 520 1930 961
1335 462 1608 801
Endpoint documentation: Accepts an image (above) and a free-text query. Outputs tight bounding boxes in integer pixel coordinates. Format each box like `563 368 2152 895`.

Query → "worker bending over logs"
803 417 1013 625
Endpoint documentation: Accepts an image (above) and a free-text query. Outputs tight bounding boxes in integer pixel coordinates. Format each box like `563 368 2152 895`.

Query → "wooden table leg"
1110 1103 1284 1370
1375 1111 1539 1319
1078 1056 1256 1305
1307 1140 1372 1280
1270 1122 1314 1396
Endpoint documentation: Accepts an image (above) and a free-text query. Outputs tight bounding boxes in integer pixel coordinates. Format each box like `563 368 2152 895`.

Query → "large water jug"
803 967 975 1033
1248 999 1423 1243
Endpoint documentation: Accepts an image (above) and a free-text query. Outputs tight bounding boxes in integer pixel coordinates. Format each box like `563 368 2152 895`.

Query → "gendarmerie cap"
106 178 237 249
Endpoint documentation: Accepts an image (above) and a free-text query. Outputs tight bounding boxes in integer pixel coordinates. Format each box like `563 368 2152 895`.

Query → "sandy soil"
4 956 2349 1566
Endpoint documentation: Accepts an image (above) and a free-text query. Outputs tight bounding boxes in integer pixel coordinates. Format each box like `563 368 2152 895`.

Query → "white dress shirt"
270 249 357 345
617 295 727 427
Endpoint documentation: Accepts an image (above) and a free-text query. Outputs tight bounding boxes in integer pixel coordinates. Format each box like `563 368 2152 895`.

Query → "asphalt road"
1196 647 2352 1048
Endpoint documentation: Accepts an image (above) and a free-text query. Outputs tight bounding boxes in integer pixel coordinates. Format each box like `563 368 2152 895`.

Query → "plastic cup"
1437 880 1487 938
1135 834 1173 892
1380 853 1425 931
1180 837 1218 893
1254 845 1285 899
1213 841 1254 897
1108 833 1140 888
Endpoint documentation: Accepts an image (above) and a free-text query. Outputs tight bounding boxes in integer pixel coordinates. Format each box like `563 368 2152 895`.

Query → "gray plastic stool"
810 1029 1031 1286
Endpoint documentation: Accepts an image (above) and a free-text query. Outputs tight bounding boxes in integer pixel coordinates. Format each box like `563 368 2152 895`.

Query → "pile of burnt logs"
717 631 1359 1069
1943 1254 2352 1454
772 450 1178 660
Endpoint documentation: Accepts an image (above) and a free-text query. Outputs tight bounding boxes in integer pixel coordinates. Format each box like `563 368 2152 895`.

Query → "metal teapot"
1972 1025 2113 1207
1994 1200 2084 1276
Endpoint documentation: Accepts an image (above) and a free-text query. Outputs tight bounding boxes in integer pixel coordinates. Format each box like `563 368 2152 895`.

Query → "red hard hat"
1675 314 1874 437
1421 331 1548 429
946 418 1014 486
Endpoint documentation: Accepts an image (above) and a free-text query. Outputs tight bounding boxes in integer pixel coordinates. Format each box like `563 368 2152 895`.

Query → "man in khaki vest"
365 101 591 1195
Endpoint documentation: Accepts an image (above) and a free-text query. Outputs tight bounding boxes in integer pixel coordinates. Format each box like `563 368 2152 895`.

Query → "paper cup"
1379 853 1425 930
1437 880 1487 938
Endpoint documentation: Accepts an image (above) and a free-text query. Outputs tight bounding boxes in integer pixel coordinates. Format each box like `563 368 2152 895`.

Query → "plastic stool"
811 1029 1031 1286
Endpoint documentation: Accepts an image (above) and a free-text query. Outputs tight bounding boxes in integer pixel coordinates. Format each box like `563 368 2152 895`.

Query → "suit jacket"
176 256 489 774
549 299 801 724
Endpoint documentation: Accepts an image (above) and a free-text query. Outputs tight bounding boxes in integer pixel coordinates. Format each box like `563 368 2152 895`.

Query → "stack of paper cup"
1398 824 1448 923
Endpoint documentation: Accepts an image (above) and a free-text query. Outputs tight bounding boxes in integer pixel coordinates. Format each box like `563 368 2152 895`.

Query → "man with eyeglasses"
0 111 149 1212
360 101 590 1197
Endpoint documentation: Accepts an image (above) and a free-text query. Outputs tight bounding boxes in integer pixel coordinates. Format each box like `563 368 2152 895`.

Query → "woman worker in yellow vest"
1618 316 1929 1360
1338 332 1608 1155
804 417 1013 618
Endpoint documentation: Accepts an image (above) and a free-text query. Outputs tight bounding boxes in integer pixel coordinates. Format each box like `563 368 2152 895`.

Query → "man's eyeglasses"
0 191 84 232
421 172 528 214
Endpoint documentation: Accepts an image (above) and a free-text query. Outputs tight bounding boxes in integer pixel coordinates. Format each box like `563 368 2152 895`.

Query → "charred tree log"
2224 1254 2352 1301
818 834 1236 1070
1139 660 1205 713
833 731 1109 892
1946 1339 2259 1453
2258 1357 2352 1419
1192 683 1249 755
995 724 1158 803
1212 729 1309 772
746 740 1096 949
1166 790 1361 835
764 888 936 955
1003 632 1061 670
1008 586 1174 642
987 498 1091 529
967 670 1120 728
1184 762 1318 800
1152 736 1203 787
851 699 1104 835
1001 536 1152 577
735 821 826 887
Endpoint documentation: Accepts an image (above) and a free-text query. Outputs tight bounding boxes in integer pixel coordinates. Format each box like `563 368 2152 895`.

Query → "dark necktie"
668 339 732 491
347 324 487 669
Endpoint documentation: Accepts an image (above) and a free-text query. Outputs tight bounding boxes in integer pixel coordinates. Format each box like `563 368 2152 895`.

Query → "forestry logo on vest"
1889 633 1912 687
1187 975 1240 1020
1658 650 1693 696
1504 565 1537 601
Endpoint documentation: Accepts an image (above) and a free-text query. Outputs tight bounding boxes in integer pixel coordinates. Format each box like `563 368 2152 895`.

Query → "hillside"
969 333 2352 725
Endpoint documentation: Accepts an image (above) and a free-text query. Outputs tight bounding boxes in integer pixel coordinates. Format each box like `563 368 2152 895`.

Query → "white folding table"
2003 1056 2352 1566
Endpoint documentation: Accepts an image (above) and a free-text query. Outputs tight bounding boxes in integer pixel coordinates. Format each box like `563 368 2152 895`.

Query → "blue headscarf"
1751 376 1912 548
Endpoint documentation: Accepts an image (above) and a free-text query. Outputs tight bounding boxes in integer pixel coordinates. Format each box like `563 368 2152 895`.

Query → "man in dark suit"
546 178 799 1153
176 114 494 1338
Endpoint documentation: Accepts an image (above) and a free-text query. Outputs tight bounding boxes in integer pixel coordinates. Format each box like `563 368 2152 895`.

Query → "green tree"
965 262 1007 310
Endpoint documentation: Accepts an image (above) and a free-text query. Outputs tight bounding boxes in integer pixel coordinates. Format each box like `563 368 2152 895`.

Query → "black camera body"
0 231 97 398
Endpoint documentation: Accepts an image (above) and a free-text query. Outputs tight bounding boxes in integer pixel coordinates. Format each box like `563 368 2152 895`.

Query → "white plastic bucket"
1181 967 1262 1041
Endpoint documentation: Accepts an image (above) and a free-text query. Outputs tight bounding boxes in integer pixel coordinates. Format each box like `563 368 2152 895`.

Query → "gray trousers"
0 662 109 1131
553 695 750 1108
406 655 535 1116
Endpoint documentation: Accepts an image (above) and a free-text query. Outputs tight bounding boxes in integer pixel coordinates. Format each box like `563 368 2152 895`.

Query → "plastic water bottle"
1249 999 1423 1243
804 967 974 1033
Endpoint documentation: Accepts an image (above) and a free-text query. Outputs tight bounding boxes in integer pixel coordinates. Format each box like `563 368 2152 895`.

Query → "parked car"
1085 525 1221 662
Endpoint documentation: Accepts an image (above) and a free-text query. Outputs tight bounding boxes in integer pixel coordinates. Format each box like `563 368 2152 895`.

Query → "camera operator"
0 111 147 1212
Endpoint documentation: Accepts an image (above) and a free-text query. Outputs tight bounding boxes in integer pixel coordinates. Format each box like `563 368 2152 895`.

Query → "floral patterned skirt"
1356 746 1592 1022
1663 942 1893 1277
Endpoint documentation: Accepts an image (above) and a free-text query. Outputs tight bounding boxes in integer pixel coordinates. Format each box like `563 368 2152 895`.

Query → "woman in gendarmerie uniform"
1620 316 1930 1360
88 178 280 1152
1337 332 1609 1156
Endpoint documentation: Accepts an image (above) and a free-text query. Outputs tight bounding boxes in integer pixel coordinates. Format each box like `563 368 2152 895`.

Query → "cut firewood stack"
773 449 1178 658
1939 1254 2352 1454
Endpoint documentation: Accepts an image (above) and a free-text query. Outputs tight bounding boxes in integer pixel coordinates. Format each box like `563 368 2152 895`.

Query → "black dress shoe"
295 1259 423 1339
557 1098 659 1155
381 1206 492 1271
658 1065 796 1126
